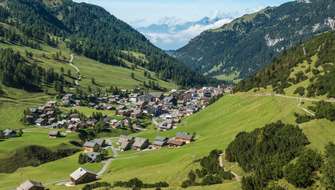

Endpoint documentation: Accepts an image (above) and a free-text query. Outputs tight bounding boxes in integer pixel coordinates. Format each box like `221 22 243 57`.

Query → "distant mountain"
137 16 233 50
174 0 335 80
236 31 335 98
0 0 208 88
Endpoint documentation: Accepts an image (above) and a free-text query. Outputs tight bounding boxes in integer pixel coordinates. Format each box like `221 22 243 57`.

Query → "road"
68 54 81 86
252 93 335 116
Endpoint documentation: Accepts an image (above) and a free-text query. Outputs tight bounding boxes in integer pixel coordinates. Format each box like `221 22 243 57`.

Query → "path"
68 54 81 86
252 93 335 116
97 158 113 177
219 153 241 181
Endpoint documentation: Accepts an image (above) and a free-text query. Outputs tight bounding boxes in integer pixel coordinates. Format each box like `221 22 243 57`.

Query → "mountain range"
174 0 335 80
137 16 233 50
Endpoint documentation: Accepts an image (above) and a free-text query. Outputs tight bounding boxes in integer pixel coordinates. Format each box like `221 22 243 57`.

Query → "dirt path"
252 93 335 116
68 54 81 86
219 153 241 181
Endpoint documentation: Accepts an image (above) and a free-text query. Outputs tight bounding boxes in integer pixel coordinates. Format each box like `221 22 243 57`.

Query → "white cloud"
142 18 232 50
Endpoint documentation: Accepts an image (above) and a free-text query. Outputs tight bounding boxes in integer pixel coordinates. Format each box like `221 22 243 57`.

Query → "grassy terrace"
1 92 335 189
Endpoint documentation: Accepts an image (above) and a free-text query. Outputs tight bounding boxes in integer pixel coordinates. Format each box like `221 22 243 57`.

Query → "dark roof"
167 139 185 146
48 130 60 136
176 132 193 140
17 180 45 190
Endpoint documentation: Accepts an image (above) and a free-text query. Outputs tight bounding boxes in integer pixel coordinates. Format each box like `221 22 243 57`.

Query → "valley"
1 0 335 190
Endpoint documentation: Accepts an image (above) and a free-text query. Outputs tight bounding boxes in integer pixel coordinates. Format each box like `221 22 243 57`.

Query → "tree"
67 70 72 77
284 149 322 188
131 72 135 79
322 143 335 190
91 77 96 85
0 84 4 95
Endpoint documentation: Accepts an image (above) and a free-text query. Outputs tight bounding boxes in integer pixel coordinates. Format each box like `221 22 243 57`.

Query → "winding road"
68 54 81 86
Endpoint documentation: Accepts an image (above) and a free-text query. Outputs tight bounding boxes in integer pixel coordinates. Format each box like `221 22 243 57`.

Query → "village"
9 86 231 189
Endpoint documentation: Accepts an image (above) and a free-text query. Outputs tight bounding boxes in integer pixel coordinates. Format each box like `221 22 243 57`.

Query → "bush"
284 149 322 188
294 87 305 96
82 182 111 190
321 143 335 190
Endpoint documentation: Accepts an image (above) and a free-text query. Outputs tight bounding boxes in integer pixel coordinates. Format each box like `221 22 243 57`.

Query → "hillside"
175 0 335 80
1 92 335 189
0 0 207 88
236 31 335 98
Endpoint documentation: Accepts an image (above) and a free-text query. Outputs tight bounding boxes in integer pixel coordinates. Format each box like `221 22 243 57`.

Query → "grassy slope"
1 93 334 189
0 41 177 130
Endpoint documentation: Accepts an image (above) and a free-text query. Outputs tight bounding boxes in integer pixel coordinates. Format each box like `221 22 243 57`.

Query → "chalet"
85 152 102 163
48 130 62 138
16 180 45 190
132 137 150 150
175 132 193 144
118 135 134 151
70 167 97 185
167 138 185 148
83 141 100 153
157 121 173 131
152 136 168 148
3 129 17 138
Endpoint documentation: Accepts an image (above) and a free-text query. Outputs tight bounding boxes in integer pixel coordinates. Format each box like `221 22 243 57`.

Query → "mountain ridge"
174 0 335 80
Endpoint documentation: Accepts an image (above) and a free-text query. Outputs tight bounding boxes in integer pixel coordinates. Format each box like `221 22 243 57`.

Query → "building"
70 167 97 185
48 130 61 138
132 137 150 150
152 136 168 148
175 132 193 144
3 129 17 138
83 141 100 153
167 138 185 148
85 152 102 163
16 180 45 190
118 135 134 151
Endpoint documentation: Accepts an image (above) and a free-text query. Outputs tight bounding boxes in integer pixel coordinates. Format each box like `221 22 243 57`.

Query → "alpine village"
1 0 335 190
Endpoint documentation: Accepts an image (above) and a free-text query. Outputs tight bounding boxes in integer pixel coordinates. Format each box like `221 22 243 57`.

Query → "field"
1 93 335 189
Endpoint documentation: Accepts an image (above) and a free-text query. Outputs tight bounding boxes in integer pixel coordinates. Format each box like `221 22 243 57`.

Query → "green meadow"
0 93 332 189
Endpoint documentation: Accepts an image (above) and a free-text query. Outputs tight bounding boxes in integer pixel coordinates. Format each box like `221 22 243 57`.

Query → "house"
70 167 97 185
35 118 46 126
137 94 154 103
83 141 100 153
175 132 193 144
152 136 168 148
118 135 134 151
16 180 45 190
131 109 143 118
3 129 17 138
85 152 102 163
157 121 173 131
132 137 150 150
167 138 185 148
48 130 62 138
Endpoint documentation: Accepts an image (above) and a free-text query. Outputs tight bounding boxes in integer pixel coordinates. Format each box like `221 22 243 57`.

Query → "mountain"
236 31 335 98
174 0 335 80
137 16 233 50
0 0 208 89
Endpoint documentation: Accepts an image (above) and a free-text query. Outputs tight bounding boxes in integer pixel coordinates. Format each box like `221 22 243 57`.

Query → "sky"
73 0 290 26
73 0 291 50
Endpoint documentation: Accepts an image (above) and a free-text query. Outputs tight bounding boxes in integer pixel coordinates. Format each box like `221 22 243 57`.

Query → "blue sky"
74 0 290 26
